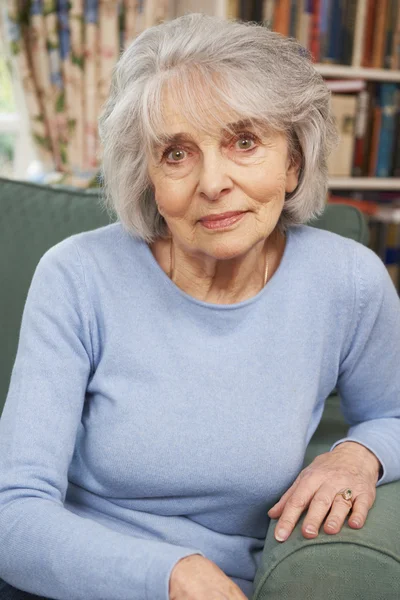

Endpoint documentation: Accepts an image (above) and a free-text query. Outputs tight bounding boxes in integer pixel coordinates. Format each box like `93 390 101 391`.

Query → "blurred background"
0 0 399 289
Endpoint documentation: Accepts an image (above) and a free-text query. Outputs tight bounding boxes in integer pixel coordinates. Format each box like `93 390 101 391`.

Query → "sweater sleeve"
0 239 204 600
330 242 400 486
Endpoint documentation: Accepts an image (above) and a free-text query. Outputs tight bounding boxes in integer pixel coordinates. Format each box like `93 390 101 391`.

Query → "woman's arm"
268 241 400 542
330 241 400 485
0 239 204 600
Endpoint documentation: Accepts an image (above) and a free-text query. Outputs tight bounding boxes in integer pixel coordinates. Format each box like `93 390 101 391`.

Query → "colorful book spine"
240 0 254 21
384 0 397 69
352 0 368 67
262 0 276 27
309 0 320 61
391 90 400 176
226 0 240 19
253 0 264 22
319 0 331 61
352 87 370 176
341 0 357 65
297 0 312 48
325 0 342 63
375 83 398 177
289 0 298 37
274 0 291 35
362 81 377 175
361 0 376 67
371 0 388 68
393 1 400 69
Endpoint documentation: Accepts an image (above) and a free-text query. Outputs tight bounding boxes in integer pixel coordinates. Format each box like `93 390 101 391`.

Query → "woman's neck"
150 229 286 305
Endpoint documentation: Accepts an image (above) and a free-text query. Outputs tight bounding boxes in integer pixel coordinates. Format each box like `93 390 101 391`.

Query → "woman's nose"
197 150 233 201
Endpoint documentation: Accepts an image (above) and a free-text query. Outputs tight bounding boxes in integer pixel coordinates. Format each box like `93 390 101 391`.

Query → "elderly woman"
0 12 399 600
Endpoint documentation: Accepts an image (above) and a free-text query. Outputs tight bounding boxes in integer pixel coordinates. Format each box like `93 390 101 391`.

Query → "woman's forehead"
153 90 243 139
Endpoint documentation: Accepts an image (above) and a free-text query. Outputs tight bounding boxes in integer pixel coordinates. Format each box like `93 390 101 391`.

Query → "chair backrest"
0 177 368 414
308 203 370 245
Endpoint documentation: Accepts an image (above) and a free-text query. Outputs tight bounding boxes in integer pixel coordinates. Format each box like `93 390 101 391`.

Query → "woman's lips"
199 212 247 230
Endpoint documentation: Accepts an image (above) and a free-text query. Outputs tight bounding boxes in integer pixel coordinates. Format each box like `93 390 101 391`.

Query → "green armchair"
1 177 399 599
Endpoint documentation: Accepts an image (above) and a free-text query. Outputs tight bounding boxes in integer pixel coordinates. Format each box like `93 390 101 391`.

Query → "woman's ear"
285 155 301 194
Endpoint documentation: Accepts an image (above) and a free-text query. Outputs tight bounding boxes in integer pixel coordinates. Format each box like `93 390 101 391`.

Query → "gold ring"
336 488 353 503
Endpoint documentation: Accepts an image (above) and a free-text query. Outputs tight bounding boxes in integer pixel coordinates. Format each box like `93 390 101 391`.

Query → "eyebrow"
155 118 257 149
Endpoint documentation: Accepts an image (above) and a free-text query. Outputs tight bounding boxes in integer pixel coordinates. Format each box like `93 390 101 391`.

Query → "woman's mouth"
199 211 247 230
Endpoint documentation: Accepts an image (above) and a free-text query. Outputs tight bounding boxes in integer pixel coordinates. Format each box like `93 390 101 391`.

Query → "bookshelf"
315 64 400 83
193 0 400 290
319 66 400 190
328 178 400 191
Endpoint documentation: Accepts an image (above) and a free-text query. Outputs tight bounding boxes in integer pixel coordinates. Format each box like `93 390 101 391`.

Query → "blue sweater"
0 223 399 600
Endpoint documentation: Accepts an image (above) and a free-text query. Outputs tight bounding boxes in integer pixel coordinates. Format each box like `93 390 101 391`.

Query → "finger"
347 492 374 529
273 486 315 541
302 486 352 538
268 477 301 518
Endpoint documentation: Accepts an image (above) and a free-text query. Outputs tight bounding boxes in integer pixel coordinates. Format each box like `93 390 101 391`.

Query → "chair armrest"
252 479 400 599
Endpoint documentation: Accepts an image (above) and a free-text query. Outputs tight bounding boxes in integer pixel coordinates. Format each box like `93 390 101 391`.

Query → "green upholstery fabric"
0 177 115 414
252 394 400 599
1 178 399 598
308 203 370 246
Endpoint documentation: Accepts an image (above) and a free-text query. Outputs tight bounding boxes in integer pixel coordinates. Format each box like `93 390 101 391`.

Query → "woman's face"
147 94 300 260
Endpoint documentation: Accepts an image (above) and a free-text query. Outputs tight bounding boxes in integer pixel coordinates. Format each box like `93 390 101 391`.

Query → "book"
226 0 240 18
327 93 358 176
240 0 254 20
262 0 276 26
319 0 332 61
352 0 368 67
309 0 321 62
341 0 357 65
274 0 291 35
253 0 265 22
352 87 370 176
384 0 397 69
393 1 400 68
297 0 312 48
375 83 398 177
324 0 342 63
391 92 400 176
371 0 388 68
368 99 382 176
362 81 378 175
362 0 377 67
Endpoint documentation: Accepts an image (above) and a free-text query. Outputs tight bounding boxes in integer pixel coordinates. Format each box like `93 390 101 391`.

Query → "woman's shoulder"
40 222 141 266
291 224 378 264
290 225 390 296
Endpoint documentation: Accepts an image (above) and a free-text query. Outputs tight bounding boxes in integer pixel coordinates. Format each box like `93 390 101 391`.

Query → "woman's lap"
0 579 50 600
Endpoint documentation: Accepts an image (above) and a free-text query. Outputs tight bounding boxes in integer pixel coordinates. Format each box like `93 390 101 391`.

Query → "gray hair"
98 12 338 242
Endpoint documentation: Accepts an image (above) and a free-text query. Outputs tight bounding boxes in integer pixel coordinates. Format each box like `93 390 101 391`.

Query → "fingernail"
305 525 317 535
350 519 361 527
275 528 289 541
326 521 336 530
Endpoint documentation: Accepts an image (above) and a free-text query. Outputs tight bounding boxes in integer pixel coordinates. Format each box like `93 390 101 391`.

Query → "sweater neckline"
140 227 295 310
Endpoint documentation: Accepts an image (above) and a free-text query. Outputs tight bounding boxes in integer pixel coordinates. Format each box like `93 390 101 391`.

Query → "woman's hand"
169 554 248 599
268 441 381 542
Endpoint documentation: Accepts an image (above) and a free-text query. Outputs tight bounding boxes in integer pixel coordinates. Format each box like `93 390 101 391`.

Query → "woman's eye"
235 136 256 151
166 149 187 162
